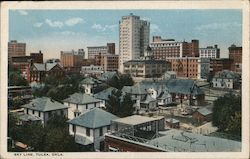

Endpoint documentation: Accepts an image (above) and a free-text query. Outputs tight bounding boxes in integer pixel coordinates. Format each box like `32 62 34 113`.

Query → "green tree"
8 67 28 86
107 74 134 90
8 113 18 139
120 93 135 117
212 93 241 137
106 90 134 117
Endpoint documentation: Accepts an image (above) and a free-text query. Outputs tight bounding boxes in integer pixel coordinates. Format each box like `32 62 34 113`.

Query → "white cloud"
141 17 151 21
33 22 43 28
18 10 28 16
92 24 117 32
45 19 64 28
54 31 77 36
195 22 242 31
151 24 161 34
65 17 84 26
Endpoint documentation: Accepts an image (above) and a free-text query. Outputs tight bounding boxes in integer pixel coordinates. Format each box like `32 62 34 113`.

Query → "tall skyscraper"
119 13 150 72
8 40 26 58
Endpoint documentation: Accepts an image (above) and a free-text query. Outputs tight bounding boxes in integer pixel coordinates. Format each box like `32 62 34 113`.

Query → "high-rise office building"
199 45 220 59
119 13 150 72
87 43 115 59
8 40 26 58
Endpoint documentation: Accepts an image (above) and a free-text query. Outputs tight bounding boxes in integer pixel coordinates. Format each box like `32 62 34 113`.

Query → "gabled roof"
22 97 68 112
122 84 148 95
80 77 102 85
98 71 117 81
157 90 171 99
141 95 156 104
63 93 101 104
197 107 212 116
214 70 241 79
67 107 118 128
94 87 118 101
33 63 45 71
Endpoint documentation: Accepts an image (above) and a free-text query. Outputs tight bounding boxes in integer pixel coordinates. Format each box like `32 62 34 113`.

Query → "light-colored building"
87 43 115 59
63 93 102 120
150 36 199 59
199 45 220 59
60 49 85 73
81 65 104 76
8 40 26 59
119 13 150 72
95 53 119 72
198 58 211 80
80 77 103 95
21 97 68 126
67 107 118 151
212 70 241 89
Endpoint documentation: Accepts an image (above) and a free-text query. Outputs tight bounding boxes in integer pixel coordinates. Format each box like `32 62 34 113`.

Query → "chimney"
214 45 217 48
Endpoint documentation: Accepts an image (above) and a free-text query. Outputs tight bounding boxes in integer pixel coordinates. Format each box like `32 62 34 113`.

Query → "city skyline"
9 9 242 60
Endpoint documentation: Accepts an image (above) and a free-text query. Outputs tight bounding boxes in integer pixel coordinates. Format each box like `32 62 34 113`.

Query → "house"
67 107 119 151
212 70 241 89
28 62 65 83
166 118 180 128
97 71 118 82
192 107 212 123
162 71 177 80
140 95 158 111
21 97 68 125
80 77 102 95
63 93 102 120
93 87 119 108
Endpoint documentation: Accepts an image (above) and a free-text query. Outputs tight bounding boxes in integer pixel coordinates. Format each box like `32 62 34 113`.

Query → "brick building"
95 53 119 72
228 44 242 73
166 57 200 79
150 36 199 59
88 43 115 59
30 50 43 63
210 58 233 76
8 40 26 59
60 49 85 73
28 63 65 83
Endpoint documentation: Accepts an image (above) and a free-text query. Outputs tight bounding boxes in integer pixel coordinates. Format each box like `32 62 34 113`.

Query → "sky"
9 9 242 60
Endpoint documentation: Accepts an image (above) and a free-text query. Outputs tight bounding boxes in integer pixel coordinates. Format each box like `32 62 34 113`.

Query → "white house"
67 107 119 151
63 93 102 120
21 97 68 126
80 77 102 95
212 70 241 89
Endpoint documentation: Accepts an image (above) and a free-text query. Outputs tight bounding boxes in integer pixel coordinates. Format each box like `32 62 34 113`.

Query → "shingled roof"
22 97 68 112
63 93 102 105
67 107 118 128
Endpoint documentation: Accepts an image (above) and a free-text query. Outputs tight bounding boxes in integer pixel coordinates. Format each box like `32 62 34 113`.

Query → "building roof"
18 113 42 122
157 90 171 99
148 129 241 152
80 77 102 85
166 118 180 124
22 97 68 112
33 63 45 71
112 115 159 126
196 107 212 116
33 63 63 71
124 59 169 65
214 70 241 79
98 71 117 81
141 95 156 104
63 93 101 105
67 107 118 128
122 84 148 95
94 87 118 101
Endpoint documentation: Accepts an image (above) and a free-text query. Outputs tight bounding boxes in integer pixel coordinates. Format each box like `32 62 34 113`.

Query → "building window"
61 110 64 116
32 110 35 114
86 104 88 109
86 128 90 136
107 125 110 131
26 109 28 114
38 111 41 117
99 127 103 136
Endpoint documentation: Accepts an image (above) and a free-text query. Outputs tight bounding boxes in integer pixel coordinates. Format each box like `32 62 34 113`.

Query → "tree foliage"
107 74 134 90
106 90 135 117
8 114 84 152
8 66 28 86
212 93 241 137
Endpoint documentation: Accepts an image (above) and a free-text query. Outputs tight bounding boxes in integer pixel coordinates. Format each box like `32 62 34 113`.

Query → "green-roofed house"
63 93 102 120
80 77 102 95
67 107 119 151
21 97 69 126
93 87 119 108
